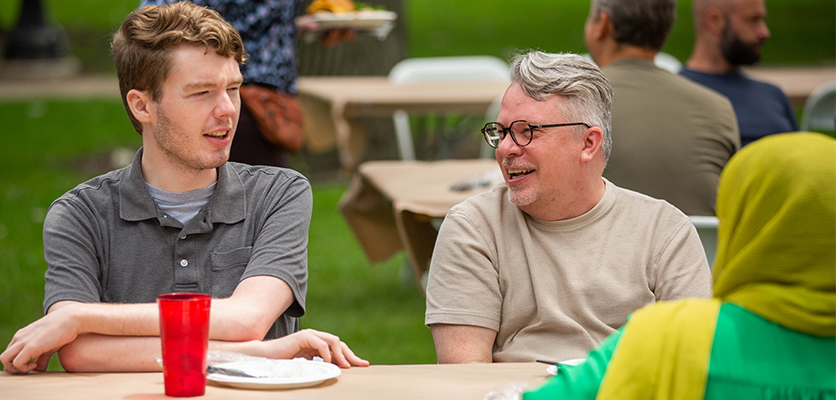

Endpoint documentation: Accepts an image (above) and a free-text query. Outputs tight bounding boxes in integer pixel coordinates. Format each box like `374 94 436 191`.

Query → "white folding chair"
690 216 719 269
389 56 510 160
800 80 836 132
580 52 682 73
653 52 683 73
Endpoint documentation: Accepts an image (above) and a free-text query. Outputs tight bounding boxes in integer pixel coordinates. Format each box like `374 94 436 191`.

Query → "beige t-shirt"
425 179 712 362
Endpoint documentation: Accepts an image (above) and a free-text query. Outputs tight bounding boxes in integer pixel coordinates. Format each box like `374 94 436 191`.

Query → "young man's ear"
127 89 153 124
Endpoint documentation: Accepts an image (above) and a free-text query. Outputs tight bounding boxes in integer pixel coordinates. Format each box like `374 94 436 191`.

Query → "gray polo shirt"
43 148 310 339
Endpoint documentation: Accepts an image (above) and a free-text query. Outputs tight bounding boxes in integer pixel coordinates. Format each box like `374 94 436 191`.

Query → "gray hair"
509 51 613 161
590 0 677 50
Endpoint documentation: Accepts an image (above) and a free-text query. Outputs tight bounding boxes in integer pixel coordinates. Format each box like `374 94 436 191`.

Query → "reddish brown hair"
111 1 248 134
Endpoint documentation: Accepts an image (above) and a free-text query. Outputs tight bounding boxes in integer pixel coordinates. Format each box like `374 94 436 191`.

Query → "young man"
138 0 355 168
584 0 740 215
680 0 797 146
425 51 712 364
1 1 366 374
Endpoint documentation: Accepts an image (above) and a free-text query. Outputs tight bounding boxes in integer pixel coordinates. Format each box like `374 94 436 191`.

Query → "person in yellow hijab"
523 132 835 400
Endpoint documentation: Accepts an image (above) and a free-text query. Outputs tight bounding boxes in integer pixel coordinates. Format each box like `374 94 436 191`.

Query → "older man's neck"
522 177 607 222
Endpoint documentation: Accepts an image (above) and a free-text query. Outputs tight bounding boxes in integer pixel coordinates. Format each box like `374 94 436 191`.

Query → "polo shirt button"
180 235 187 240
180 259 188 267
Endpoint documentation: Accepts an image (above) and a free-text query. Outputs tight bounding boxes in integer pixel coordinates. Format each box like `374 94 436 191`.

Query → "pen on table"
536 359 559 365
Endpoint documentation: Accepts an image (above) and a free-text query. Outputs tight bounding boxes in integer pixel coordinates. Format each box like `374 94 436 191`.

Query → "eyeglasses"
481 120 591 148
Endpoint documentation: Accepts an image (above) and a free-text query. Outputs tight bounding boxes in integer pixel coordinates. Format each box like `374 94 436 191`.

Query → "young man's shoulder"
56 164 132 205
226 162 310 185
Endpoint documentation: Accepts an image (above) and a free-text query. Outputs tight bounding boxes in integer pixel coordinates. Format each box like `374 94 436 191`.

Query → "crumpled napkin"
483 382 530 400
207 351 326 379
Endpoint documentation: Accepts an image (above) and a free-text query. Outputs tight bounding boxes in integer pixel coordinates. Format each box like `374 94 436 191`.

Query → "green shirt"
523 303 836 399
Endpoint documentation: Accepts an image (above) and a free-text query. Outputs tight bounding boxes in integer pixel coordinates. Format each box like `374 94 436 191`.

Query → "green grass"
0 99 434 370
0 0 133 31
0 0 833 70
0 99 142 371
404 0 836 65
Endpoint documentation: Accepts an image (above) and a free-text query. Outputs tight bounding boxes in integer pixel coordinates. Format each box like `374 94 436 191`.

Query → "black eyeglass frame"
481 120 591 148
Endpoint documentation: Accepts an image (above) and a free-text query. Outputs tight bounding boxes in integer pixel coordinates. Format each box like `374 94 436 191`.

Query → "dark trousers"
230 103 289 168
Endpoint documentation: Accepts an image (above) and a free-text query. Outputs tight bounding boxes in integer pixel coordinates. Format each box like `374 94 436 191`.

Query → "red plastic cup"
158 293 211 397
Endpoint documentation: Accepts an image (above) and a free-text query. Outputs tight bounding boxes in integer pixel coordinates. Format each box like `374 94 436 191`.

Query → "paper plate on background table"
308 11 397 31
207 358 341 390
546 358 586 375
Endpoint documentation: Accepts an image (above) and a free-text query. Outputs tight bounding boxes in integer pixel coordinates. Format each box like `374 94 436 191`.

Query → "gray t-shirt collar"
118 147 246 225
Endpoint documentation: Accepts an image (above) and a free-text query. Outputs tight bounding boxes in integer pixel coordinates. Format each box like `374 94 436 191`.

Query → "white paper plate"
207 359 341 390
308 11 397 30
546 358 586 375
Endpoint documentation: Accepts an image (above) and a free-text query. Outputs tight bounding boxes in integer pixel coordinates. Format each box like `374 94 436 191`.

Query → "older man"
1 1 366 374
425 51 712 364
681 0 797 146
585 0 740 215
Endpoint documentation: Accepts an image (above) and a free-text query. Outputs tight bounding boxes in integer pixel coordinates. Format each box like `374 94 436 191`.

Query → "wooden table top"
1 362 551 400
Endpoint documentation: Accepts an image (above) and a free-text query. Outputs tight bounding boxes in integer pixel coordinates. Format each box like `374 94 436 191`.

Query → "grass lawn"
407 0 836 65
0 0 833 71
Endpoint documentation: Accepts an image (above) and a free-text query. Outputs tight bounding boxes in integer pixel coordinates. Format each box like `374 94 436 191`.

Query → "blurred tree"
4 0 68 60
2 0 80 78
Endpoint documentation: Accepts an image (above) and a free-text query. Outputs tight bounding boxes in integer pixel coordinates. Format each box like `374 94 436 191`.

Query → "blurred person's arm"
295 15 357 47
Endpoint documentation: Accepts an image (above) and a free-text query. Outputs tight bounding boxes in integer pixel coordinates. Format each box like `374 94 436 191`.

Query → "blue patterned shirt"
139 0 302 94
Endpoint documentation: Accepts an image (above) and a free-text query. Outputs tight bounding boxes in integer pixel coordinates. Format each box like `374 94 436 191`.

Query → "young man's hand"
248 329 369 368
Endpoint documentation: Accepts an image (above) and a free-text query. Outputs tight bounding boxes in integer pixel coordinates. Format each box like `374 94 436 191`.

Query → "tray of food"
298 0 397 39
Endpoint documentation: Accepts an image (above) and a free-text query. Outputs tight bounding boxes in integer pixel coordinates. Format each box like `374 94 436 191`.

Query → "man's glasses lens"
482 122 504 147
481 120 589 148
481 121 534 148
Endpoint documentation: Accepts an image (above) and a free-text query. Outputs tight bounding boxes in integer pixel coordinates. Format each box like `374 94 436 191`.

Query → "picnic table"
1 362 550 400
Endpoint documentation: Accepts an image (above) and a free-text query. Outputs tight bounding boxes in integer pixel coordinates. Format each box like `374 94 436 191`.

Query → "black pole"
3 0 71 60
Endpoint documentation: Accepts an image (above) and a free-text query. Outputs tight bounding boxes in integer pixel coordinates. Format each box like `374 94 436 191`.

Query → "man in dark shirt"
680 0 797 146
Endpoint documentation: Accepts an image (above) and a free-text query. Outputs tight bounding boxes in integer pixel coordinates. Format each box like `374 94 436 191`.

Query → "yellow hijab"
597 133 836 400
